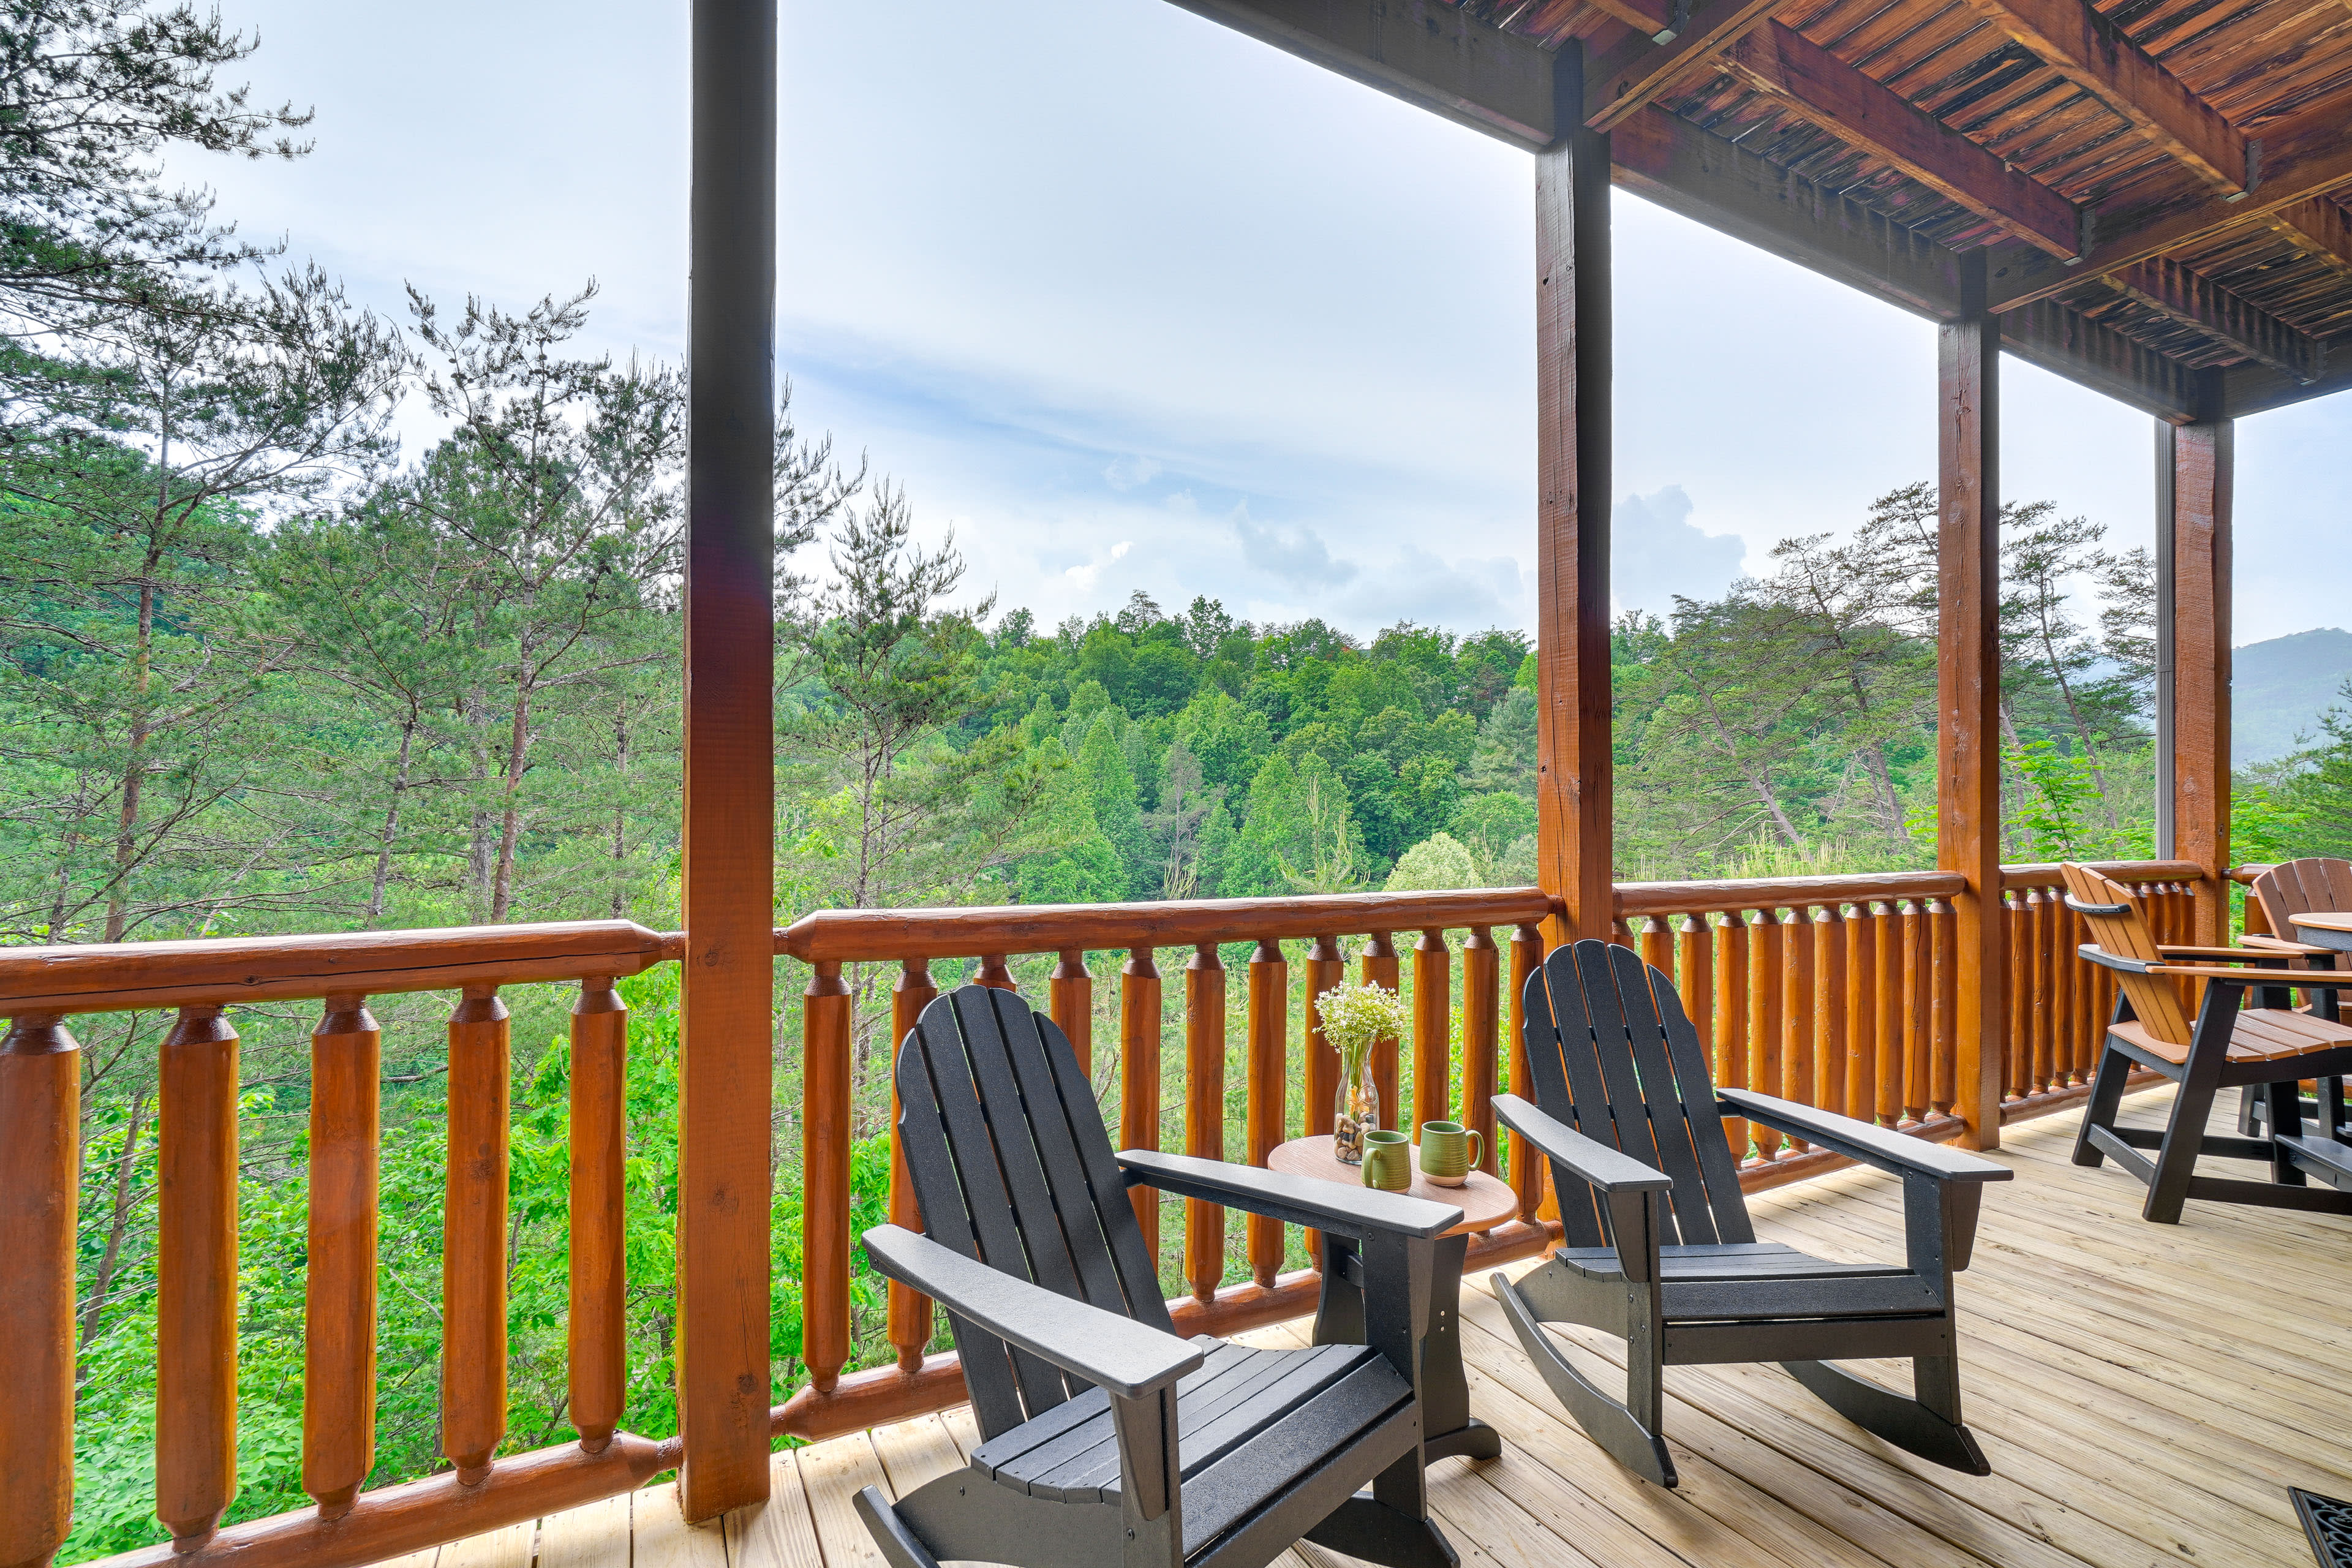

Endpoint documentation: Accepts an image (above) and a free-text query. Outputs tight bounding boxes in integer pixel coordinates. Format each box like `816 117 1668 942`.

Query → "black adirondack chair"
1489 939 2011 1488
2065 862 2352 1214
2236 856 2352 1146
854 984 1468 1568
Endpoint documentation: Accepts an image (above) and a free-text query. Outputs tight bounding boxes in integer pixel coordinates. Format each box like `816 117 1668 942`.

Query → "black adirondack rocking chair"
1489 940 2011 1488
854 984 1468 1568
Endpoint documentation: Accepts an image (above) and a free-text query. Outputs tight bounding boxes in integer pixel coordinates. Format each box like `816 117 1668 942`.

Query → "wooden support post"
568 979 627 1453
157 1006 238 1547
443 986 510 1485
888 959 938 1374
1939 249 2005 1152
304 996 380 1520
1 1015 78 1568
680 0 777 1521
1246 939 1287 1286
1183 944 1226 1305
1534 49 1614 948
2158 413 2233 944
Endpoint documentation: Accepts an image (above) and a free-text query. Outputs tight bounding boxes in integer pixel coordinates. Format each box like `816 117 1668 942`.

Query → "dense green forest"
10 3 2352 1559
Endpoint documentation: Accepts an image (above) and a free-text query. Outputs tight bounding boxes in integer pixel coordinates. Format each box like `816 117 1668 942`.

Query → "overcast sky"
182 0 2346 646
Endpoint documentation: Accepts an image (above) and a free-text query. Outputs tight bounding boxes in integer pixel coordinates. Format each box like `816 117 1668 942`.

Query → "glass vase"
1333 1055 1379 1164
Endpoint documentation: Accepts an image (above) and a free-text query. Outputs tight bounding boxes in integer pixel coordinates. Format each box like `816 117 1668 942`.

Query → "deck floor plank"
410 1089 2352 1568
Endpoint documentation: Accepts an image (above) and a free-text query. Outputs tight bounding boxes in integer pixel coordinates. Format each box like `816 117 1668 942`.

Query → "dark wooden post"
1534 48 1613 948
1938 249 2005 1152
2157 412 2233 945
680 0 777 1520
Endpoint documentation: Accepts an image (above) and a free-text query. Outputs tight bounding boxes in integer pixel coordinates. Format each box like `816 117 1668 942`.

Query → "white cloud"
1232 505 1357 587
1063 539 1134 595
1610 486 1747 619
1104 454 1162 491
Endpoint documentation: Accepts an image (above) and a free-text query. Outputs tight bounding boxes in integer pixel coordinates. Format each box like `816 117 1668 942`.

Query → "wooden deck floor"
410 1090 2351 1568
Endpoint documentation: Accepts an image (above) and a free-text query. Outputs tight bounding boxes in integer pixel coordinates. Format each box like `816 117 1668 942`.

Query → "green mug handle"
1466 1128 1483 1171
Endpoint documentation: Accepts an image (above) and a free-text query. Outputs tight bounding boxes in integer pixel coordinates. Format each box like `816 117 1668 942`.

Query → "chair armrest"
2147 963 2352 985
1716 1090 2011 1184
860 1225 1203 1398
2157 943 2312 962
1492 1094 1673 1194
1117 1149 1461 1239
2239 934 2336 957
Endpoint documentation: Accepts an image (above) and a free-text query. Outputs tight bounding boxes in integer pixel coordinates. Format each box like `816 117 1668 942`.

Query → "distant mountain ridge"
2236 628 2352 764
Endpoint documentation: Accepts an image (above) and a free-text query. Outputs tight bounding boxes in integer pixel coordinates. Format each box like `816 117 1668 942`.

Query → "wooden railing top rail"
0 921 684 1017
1613 870 1966 916
2000 859 2204 891
769 888 1556 963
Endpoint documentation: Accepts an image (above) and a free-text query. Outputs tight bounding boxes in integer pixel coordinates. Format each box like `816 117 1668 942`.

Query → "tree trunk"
78 1086 149 1354
491 685 532 923
368 719 418 922
105 579 159 942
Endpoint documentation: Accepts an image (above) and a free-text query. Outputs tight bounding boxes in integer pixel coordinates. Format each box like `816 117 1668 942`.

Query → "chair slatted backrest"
2250 857 2352 948
2060 862 2192 1049
895 984 1177 1440
1521 939 1754 1250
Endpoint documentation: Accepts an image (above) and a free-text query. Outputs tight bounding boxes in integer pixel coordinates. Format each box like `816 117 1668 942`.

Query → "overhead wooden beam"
1999 295 2204 421
1938 251 2005 1152
1720 20 2080 258
1535 59 1614 946
1163 0 1556 149
2223 328 2352 415
1954 0 2247 192
1991 100 2352 311
2266 196 2352 282
2104 256 2323 382
1583 0 1784 132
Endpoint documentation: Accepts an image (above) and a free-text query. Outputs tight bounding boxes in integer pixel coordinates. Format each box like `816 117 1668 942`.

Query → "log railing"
1 861 2218 1566
0 923 683 1568
767 888 1562 1443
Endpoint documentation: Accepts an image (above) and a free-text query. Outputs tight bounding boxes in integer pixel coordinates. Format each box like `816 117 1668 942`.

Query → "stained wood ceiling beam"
1720 20 2080 258
2224 328 2352 416
1990 99 2352 311
1163 0 1557 149
2266 196 2352 282
1582 0 1784 132
2104 257 2324 382
1954 0 2247 193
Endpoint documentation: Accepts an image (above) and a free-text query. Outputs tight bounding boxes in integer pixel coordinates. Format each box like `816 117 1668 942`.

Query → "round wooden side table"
1268 1133 1515 1464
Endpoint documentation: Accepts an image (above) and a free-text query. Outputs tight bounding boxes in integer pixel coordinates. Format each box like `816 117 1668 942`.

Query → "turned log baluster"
1121 949 1163 1255
1049 949 1091 1077
1361 932 1400 1131
1929 897 1958 1117
1246 939 1287 1285
443 984 511 1484
1 1014 78 1568
568 978 628 1452
1814 904 1845 1118
1637 916 1671 988
1874 903 1904 1126
2002 891 2030 1102
1412 928 1450 1131
1184 944 1226 1305
1844 904 1874 1124
157 1006 238 1547
1461 927 1499 1176
1902 900 1931 1123
303 994 381 1520
1714 913 1749 1163
888 958 938 1373
803 962 853 1395
975 953 1016 992
1784 908 1815 1142
2030 886 2056 1094
1752 910 1785 1161
1507 924 1544 1217
1302 935 1344 1138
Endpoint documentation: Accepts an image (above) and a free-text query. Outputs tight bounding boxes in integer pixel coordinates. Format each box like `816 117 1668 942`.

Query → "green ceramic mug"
1362 1129 1412 1192
1418 1121 1484 1186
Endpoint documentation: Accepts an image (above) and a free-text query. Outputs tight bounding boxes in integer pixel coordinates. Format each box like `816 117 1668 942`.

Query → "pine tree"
1079 711 1151 897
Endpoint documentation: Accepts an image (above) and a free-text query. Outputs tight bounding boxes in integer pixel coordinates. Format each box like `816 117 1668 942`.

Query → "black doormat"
2293 1487 2352 1567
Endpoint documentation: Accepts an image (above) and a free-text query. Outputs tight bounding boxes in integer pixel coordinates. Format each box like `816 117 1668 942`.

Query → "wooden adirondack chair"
1489 940 2011 1490
2065 862 2352 1216
2239 856 2352 1146
854 984 1468 1568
